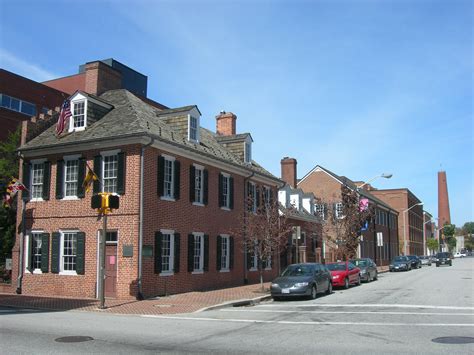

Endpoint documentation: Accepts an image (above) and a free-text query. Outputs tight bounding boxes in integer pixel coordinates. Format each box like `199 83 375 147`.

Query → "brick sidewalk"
0 283 271 316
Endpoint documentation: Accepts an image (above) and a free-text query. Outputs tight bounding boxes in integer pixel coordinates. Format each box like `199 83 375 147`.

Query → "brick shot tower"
437 170 451 227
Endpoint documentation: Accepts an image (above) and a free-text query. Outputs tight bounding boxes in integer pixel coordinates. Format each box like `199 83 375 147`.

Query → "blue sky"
1 0 472 227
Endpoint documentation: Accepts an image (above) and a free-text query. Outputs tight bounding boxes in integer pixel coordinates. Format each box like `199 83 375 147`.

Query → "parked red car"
326 261 361 289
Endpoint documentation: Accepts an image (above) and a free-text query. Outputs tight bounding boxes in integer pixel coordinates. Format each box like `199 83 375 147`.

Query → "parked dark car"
406 255 421 269
271 263 332 300
326 261 361 288
350 258 378 282
389 256 411 271
435 252 452 267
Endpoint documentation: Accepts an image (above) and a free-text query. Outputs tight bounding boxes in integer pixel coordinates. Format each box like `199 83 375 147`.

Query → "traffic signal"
91 193 120 214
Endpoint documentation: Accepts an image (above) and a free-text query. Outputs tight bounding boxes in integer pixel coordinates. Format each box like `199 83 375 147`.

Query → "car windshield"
326 263 346 271
351 260 368 267
281 265 313 277
437 253 449 258
394 257 406 262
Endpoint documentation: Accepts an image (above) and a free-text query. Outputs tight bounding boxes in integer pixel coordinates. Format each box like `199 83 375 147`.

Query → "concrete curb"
195 294 272 313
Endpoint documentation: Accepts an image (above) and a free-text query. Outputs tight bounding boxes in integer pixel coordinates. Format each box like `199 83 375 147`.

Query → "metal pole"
98 213 107 309
403 211 407 255
16 200 26 294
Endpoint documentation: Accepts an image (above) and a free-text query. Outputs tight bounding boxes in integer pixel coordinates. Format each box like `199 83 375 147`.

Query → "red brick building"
297 165 399 266
0 69 67 142
12 86 282 300
369 188 424 256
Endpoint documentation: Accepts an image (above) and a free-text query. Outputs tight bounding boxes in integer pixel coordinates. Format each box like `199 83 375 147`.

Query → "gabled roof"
298 165 397 213
19 89 279 182
215 133 253 143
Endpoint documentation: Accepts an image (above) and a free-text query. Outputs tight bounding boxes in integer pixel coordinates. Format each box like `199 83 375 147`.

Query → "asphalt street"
1 257 473 354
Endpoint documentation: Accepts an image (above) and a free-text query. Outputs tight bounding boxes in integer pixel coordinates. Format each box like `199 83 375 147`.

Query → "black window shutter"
189 165 196 203
203 169 208 205
157 156 164 196
93 155 102 193
27 234 33 272
216 236 222 271
256 185 260 208
187 234 194 272
154 231 163 274
42 161 51 200
76 158 86 198
204 234 209 272
229 236 234 270
174 160 181 199
76 232 85 275
41 233 50 273
218 174 223 207
229 177 234 210
22 161 31 200
51 232 60 273
117 152 126 195
56 160 64 199
323 203 328 220
174 233 180 273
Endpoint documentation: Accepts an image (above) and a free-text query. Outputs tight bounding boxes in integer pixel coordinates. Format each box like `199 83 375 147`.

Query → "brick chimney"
216 111 237 136
281 157 297 188
84 61 122 96
438 170 451 227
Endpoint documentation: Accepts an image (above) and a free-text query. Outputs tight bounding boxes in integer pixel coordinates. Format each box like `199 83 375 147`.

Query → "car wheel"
374 271 378 281
344 278 349 289
449 262 452 266
310 285 317 299
436 264 439 267
326 282 332 295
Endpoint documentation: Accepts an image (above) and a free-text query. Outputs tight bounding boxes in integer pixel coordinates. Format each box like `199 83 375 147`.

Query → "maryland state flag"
3 178 27 208
82 163 99 193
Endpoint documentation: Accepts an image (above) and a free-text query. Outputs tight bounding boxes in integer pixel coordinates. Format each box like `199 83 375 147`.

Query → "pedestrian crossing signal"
91 193 119 214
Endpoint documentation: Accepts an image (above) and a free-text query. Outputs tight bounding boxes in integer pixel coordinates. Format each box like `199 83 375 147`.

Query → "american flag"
56 99 71 136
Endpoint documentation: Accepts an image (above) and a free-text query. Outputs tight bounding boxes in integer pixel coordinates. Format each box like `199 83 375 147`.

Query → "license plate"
282 288 290 294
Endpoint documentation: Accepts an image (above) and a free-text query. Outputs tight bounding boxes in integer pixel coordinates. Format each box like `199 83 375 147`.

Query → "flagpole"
16 198 26 294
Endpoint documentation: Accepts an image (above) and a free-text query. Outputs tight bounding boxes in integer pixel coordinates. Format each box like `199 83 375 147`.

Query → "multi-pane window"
315 204 325 220
248 182 257 213
263 186 271 207
189 116 198 141
250 249 258 269
64 159 79 197
73 101 85 129
221 236 229 270
335 202 344 219
62 233 77 272
106 231 118 243
163 158 174 198
194 167 203 203
103 154 118 193
0 94 37 116
222 174 230 208
31 162 45 199
193 234 204 271
161 233 174 273
244 141 252 163
32 233 42 270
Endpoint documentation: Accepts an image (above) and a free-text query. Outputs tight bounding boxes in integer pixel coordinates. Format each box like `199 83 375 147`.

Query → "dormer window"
73 100 86 130
188 115 199 142
244 140 252 163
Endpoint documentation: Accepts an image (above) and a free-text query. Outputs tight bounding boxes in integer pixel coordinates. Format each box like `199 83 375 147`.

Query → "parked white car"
453 252 464 258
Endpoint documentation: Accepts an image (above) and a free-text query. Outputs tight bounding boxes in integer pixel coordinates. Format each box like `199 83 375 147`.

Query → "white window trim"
25 230 44 274
188 114 200 143
59 230 79 276
192 232 205 274
244 140 252 164
63 154 81 199
69 99 88 132
249 245 258 271
159 229 175 276
335 202 344 219
193 164 204 205
30 158 46 202
220 172 231 210
220 234 230 272
100 150 121 194
161 155 176 201
265 256 272 270
249 182 257 213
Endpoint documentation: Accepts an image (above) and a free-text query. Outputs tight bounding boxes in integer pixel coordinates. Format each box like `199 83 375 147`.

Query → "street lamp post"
357 173 393 190
402 202 423 255
422 213 433 256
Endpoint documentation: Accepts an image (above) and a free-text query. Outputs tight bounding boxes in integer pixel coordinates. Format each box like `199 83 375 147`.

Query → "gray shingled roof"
20 89 279 181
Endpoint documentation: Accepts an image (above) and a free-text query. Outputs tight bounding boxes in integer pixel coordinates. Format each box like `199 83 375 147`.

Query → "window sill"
62 196 80 201
192 202 205 207
265 267 272 271
159 272 174 277
25 269 43 274
30 198 44 202
219 269 230 273
220 206 231 211
192 270 204 275
249 267 258 272
160 196 176 202
59 271 78 276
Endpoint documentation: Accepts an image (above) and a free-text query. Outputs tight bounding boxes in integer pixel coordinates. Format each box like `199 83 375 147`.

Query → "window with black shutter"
41 233 50 273
229 177 234 210
154 231 163 274
173 160 181 199
51 232 60 273
187 234 194 272
189 165 196 202
76 232 85 275
93 155 102 193
218 173 223 207
22 161 31 200
174 233 180 272
157 156 164 197
216 236 222 271
203 234 209 272
203 169 208 205
76 158 86 198
229 236 234 270
56 160 64 199
42 161 51 200
116 152 126 195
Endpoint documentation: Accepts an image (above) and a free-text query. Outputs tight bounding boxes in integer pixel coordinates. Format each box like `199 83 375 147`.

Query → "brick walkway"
0 283 271 315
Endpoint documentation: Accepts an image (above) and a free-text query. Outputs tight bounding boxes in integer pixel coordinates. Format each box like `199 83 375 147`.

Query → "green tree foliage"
462 222 474 236
0 128 20 261
442 223 456 237
426 238 439 254
446 236 457 252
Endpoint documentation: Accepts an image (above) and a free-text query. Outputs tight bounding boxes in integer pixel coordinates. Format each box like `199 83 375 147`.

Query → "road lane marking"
259 304 474 310
219 309 474 316
141 315 474 327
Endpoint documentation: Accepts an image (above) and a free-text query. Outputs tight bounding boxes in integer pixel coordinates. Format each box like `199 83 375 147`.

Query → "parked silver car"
419 256 432 266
